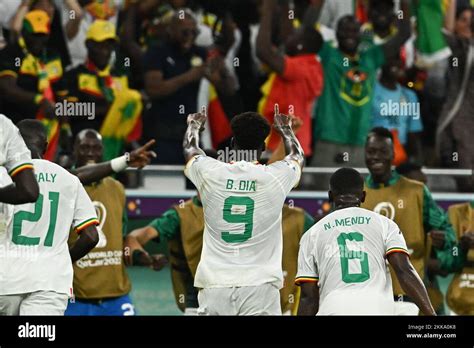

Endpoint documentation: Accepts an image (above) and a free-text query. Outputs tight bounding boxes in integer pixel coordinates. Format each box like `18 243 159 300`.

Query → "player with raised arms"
183 104 304 315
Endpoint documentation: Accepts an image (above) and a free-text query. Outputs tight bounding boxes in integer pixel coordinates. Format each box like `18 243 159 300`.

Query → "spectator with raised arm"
256 0 323 158
309 0 411 188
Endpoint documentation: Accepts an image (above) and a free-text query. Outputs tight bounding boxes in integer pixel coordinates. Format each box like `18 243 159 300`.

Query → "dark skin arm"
0 169 39 204
297 282 319 315
123 226 168 270
382 0 411 60
204 54 236 97
71 139 156 185
69 225 99 262
183 107 207 163
387 252 436 315
273 104 305 169
256 0 285 74
119 3 143 67
0 76 55 118
144 66 205 99
406 132 423 163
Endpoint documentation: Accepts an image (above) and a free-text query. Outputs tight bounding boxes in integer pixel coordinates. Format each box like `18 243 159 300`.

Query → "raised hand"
273 103 293 136
187 106 207 131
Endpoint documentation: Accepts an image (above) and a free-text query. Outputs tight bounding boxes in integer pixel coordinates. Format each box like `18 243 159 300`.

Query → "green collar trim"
366 170 400 188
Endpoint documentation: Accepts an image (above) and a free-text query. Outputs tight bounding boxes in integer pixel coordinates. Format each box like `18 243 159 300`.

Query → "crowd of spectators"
0 0 472 191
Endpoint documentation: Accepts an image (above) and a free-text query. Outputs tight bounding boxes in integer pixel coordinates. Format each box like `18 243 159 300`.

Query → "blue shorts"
64 294 136 316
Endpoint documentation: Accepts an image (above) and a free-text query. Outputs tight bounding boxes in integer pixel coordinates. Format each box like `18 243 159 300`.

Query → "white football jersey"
185 155 301 288
296 207 409 315
0 159 98 296
0 114 32 176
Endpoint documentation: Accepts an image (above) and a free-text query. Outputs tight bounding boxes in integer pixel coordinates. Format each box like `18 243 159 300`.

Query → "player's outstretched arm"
72 140 157 185
0 169 39 204
183 107 207 163
387 252 436 316
273 104 305 169
297 282 319 316
124 227 168 271
69 225 99 263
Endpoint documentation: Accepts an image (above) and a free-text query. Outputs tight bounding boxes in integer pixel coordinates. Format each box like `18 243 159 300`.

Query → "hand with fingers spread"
128 139 157 169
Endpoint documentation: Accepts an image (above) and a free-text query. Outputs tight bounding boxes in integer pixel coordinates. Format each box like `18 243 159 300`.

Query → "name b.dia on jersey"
225 179 256 192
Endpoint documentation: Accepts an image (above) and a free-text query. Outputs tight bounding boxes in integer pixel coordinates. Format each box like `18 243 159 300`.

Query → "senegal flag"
207 84 232 149
100 88 142 161
413 0 451 66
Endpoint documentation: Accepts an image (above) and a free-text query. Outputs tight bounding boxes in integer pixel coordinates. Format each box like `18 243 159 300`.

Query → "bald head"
74 129 104 167
75 129 101 145
168 9 198 52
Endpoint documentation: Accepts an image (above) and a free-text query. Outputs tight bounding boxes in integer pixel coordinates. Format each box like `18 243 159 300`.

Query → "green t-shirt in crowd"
314 41 385 145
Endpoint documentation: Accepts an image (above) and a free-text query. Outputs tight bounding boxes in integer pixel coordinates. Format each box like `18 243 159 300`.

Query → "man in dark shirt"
143 9 233 164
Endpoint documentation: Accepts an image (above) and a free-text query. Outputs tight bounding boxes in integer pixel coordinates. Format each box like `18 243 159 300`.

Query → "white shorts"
0 291 68 316
197 283 281 315
318 291 395 315
393 301 419 315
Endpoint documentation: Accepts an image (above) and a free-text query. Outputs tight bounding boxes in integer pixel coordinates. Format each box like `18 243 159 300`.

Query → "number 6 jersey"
295 207 409 315
185 155 301 289
0 159 99 297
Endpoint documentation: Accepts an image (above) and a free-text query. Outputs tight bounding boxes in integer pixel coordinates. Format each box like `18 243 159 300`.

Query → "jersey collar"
365 170 400 189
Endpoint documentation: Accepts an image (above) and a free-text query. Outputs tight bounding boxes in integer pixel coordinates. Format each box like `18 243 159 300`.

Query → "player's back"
185 156 301 288
304 207 407 314
0 159 97 296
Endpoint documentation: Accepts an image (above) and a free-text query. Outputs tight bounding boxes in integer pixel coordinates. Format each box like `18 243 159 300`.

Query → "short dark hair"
204 148 218 159
456 5 472 20
303 26 323 53
369 0 394 12
17 119 47 144
396 162 422 175
336 15 360 33
367 127 393 142
330 167 364 194
230 112 270 150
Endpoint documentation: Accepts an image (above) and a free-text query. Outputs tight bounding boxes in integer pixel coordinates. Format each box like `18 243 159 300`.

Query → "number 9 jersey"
185 155 301 289
0 159 99 297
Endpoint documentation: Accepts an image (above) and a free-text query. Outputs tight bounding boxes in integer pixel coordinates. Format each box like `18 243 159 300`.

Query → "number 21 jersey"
0 159 98 296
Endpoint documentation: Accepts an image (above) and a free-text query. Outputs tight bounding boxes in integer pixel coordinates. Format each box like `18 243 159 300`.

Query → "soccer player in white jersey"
183 105 304 315
296 167 435 315
0 114 39 204
0 120 99 315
